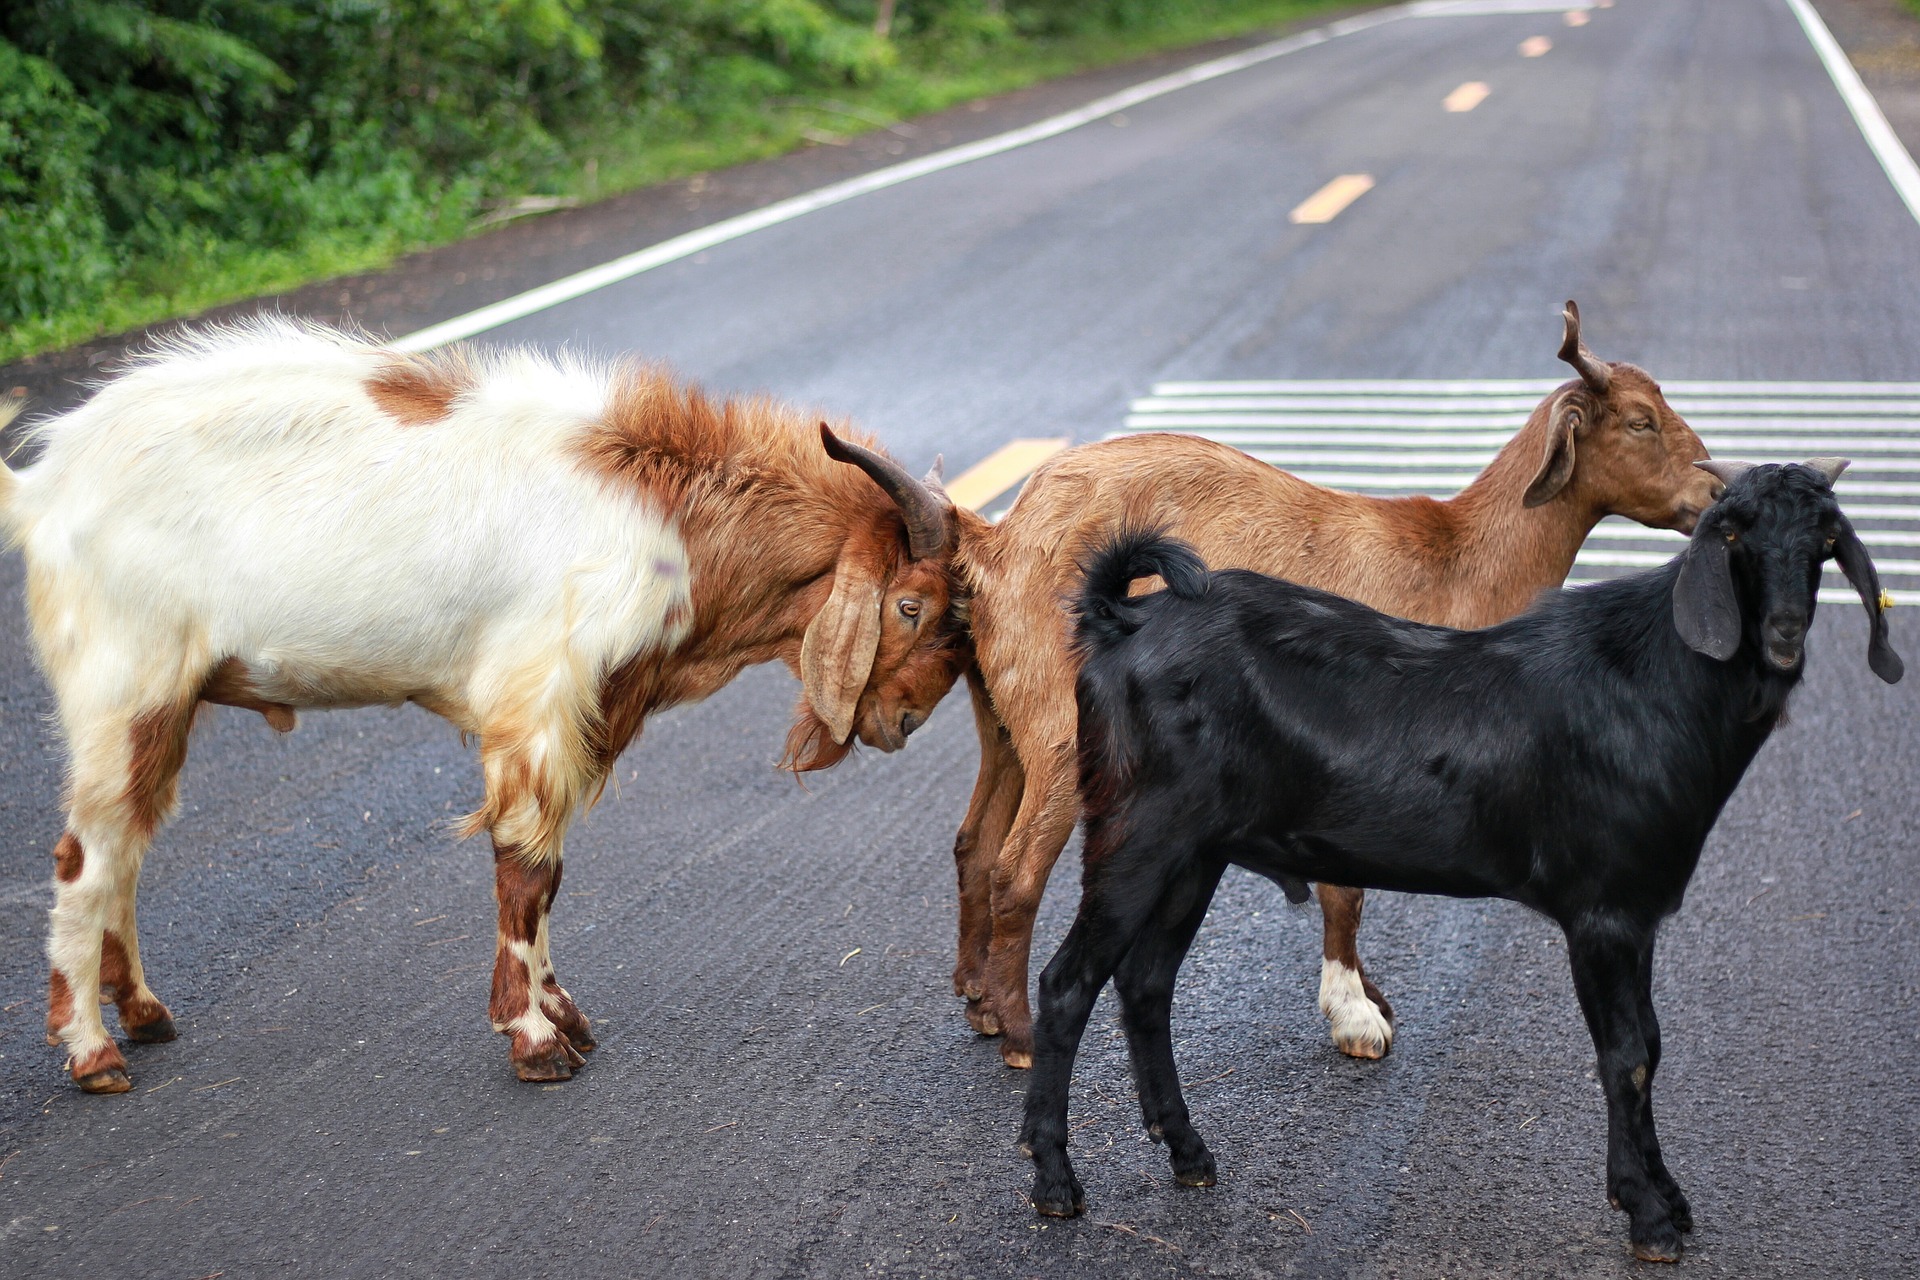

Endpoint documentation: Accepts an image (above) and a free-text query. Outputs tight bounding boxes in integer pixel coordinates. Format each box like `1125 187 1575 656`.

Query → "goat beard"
779 701 857 774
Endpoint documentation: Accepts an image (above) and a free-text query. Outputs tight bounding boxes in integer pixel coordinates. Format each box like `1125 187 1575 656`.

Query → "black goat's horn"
819 423 956 561
1558 300 1612 396
1695 459 1756 486
1803 456 1850 485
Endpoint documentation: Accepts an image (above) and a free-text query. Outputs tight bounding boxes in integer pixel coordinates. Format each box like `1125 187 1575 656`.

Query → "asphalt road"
4 1 1919 1276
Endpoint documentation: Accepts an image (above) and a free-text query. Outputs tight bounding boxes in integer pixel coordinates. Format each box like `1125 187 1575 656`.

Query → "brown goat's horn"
1695 459 1757 486
819 423 955 561
1558 300 1612 396
1803 456 1850 485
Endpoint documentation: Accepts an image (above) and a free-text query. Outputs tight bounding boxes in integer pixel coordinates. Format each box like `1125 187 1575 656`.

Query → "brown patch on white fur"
46 969 73 1044
68 1041 131 1092
365 352 473 426
201 657 297 732
124 702 196 839
99 930 173 1037
52 831 83 883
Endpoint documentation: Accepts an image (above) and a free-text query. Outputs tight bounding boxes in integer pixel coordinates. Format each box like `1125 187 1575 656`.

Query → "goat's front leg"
952 665 1021 1026
1113 860 1226 1190
479 720 600 1082
1316 884 1394 1059
1566 920 1684 1262
1632 941 1691 1233
984 753 1081 1068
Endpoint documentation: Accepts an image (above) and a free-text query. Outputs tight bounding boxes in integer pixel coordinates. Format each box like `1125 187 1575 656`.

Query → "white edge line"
392 7 1412 353
1784 0 1920 227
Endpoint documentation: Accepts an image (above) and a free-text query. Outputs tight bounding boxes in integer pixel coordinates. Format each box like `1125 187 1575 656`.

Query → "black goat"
1019 458 1901 1263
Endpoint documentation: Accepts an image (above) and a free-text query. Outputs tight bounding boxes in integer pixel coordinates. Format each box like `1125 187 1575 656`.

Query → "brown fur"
364 352 473 425
52 831 83 883
952 360 1719 1065
201 658 297 732
124 702 196 839
46 969 73 1043
578 369 966 770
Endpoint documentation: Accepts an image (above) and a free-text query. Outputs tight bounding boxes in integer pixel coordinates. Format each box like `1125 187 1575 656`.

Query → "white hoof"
1319 957 1392 1059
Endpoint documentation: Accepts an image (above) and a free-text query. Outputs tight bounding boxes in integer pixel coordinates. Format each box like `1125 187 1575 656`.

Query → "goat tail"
1072 527 1209 653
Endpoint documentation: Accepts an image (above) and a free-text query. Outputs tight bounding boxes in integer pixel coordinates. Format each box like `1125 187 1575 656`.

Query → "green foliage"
1 0 1348 360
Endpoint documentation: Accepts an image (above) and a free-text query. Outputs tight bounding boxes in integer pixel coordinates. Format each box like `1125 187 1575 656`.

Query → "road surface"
2 1 1917 1275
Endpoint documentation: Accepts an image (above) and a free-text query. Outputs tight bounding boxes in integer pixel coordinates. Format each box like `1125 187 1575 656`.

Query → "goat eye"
1724 531 1738 544
1629 419 1655 433
897 598 922 620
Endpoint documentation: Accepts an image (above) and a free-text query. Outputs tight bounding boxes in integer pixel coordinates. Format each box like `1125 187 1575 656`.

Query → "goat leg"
1316 884 1395 1060
1021 870 1179 1213
1567 922 1684 1262
987 761 1082 1068
1115 860 1226 1189
954 668 1020 1021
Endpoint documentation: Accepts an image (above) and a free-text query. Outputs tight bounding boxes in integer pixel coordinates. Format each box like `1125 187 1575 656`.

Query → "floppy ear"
1523 390 1586 507
800 540 888 744
1673 517 1742 660
1831 516 1904 683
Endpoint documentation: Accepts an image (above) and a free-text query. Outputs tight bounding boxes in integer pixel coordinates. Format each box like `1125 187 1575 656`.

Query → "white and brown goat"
949 302 1723 1067
4 320 966 1092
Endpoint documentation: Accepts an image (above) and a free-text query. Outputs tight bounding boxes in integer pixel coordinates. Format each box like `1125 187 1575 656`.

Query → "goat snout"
1764 614 1807 670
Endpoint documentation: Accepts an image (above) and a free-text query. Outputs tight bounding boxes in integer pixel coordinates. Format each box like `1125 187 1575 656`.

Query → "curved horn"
1695 458 1756 486
1558 299 1612 396
1803 456 1850 485
819 423 955 561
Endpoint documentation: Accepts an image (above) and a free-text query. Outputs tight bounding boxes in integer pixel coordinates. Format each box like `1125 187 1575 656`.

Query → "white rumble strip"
1115 379 1920 605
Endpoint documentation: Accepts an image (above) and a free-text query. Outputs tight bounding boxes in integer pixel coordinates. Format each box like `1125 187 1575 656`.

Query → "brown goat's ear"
800 542 887 744
1672 517 1741 661
1831 517 1904 683
1523 390 1585 507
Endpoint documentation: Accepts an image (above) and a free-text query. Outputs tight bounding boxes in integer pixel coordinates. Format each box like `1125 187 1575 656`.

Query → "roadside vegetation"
1 0 1353 363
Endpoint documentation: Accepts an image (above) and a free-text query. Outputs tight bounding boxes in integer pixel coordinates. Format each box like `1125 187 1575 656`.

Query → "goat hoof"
76 1066 132 1094
1030 1177 1086 1218
1630 1231 1683 1264
511 1037 585 1082
1000 1043 1033 1070
1174 1168 1216 1188
965 999 1001 1037
125 1013 177 1044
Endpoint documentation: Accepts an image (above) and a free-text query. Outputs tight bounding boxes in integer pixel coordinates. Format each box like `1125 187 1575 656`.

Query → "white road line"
1785 0 1920 227
392 6 1421 352
1150 380 1920 396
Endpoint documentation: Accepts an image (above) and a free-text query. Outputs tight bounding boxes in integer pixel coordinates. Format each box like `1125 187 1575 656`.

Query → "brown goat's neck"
1438 412 1602 628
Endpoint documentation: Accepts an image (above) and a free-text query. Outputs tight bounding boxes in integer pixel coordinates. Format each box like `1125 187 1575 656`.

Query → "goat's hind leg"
1317 884 1394 1059
46 695 194 1092
1019 841 1199 1217
1567 920 1685 1262
1114 859 1227 1189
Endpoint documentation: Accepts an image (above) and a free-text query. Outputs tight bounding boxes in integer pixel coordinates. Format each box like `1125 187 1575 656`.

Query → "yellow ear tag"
1879 589 1896 611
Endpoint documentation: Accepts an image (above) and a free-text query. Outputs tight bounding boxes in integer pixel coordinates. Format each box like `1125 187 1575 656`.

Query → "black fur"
1020 463 1900 1261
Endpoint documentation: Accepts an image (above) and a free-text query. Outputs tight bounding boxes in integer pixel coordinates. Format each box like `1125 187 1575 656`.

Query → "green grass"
4 0 1360 365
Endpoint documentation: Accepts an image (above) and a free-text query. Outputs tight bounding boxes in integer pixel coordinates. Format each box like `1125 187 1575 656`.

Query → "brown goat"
949 302 1722 1068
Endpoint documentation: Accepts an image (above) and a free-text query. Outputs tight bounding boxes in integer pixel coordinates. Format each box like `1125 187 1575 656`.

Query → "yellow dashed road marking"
1520 36 1553 56
1564 9 1590 26
1443 82 1491 113
944 438 1070 511
1289 174 1375 225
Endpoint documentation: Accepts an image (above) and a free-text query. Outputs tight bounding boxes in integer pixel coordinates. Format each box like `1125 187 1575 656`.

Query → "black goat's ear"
1524 390 1584 507
1673 518 1741 660
1832 517 1904 683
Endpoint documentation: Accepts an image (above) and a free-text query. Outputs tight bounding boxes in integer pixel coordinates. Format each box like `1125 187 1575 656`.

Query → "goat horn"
1695 459 1757 485
925 454 945 486
1802 456 1850 485
819 423 956 561
1558 300 1612 396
